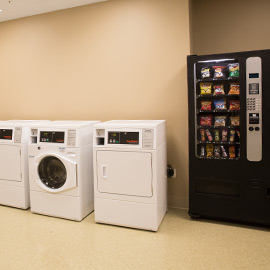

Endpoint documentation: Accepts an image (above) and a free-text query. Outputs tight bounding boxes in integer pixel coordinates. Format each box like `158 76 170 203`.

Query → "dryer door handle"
101 165 107 179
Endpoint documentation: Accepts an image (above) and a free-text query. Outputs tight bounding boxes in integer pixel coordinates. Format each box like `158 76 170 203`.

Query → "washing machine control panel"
108 132 139 145
0 129 13 140
40 131 65 143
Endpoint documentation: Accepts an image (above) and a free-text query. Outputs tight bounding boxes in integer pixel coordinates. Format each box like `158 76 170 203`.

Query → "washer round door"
34 153 77 193
38 156 67 189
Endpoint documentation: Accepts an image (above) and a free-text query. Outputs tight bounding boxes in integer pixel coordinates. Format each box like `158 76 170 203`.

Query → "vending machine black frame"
187 50 270 226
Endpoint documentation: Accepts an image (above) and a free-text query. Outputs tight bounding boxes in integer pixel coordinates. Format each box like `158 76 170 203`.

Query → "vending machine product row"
187 49 270 226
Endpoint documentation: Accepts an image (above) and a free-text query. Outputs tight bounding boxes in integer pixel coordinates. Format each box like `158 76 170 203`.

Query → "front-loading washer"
93 120 167 231
0 120 49 209
28 121 99 221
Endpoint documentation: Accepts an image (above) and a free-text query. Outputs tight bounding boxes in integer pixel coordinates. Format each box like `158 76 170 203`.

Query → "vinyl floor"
0 206 269 270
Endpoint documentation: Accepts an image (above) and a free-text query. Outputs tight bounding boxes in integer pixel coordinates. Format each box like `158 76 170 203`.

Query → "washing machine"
93 120 167 231
28 121 99 221
0 120 49 209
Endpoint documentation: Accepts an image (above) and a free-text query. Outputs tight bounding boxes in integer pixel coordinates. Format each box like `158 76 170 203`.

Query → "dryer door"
97 151 153 197
34 153 77 193
0 145 21 182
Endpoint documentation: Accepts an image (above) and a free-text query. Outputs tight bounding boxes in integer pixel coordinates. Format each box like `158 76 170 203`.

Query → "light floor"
0 206 269 270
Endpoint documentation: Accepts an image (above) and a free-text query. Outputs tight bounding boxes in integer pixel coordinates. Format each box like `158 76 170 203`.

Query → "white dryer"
28 121 99 221
93 120 167 231
0 120 49 209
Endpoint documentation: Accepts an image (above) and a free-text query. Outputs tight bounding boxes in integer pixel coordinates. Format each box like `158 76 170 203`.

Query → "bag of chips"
205 129 213 141
214 130 220 141
221 129 228 141
201 67 211 78
229 130 235 142
229 145 236 158
214 116 226 127
200 82 212 95
200 115 212 126
200 145 205 157
214 145 221 158
230 116 240 126
206 144 213 157
213 84 225 95
201 100 212 110
214 99 226 110
229 100 240 110
220 145 227 158
200 129 206 142
228 63 239 78
213 66 226 78
228 83 240 95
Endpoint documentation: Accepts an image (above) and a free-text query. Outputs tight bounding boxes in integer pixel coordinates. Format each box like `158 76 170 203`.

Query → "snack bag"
220 145 227 158
200 129 206 142
214 145 221 158
213 66 226 78
229 130 235 142
229 100 240 110
200 82 212 95
228 83 240 95
206 144 213 158
229 145 236 158
214 99 226 110
201 67 211 78
205 129 213 141
214 116 226 127
201 100 212 110
200 145 205 157
228 63 239 78
200 115 212 126
221 129 228 141
230 116 240 126
213 84 225 95
214 130 220 141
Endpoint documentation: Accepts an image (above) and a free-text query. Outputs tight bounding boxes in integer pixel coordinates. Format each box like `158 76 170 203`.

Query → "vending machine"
187 50 270 226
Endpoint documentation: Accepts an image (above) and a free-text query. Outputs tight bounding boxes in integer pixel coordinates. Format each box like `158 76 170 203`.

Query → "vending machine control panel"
246 57 262 161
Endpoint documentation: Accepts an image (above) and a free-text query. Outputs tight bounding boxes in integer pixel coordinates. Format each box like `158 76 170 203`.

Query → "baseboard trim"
168 195 189 210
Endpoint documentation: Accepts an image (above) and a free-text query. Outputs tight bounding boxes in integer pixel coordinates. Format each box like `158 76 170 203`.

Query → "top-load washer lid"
33 153 77 193
97 150 153 197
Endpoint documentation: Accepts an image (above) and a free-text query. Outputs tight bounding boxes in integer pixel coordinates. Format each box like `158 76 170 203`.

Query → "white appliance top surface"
0 0 107 23
0 120 50 127
94 120 166 128
33 120 100 128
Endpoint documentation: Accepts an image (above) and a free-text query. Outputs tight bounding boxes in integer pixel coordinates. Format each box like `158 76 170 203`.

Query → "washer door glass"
38 156 67 189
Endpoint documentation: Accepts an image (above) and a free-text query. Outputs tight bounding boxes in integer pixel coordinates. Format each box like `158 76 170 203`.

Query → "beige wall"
193 0 270 55
0 0 191 208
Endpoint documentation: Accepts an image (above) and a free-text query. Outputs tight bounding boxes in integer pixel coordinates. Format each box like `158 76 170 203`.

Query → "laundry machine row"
0 120 167 231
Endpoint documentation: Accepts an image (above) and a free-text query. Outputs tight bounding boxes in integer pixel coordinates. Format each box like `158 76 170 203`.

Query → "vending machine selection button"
249 127 254 131
255 127 260 131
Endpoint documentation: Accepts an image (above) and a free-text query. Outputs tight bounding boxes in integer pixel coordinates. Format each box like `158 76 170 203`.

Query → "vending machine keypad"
246 57 262 162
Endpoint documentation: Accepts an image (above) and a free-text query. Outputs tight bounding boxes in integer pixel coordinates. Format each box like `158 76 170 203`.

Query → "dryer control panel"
108 132 139 145
95 128 155 149
0 129 12 140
